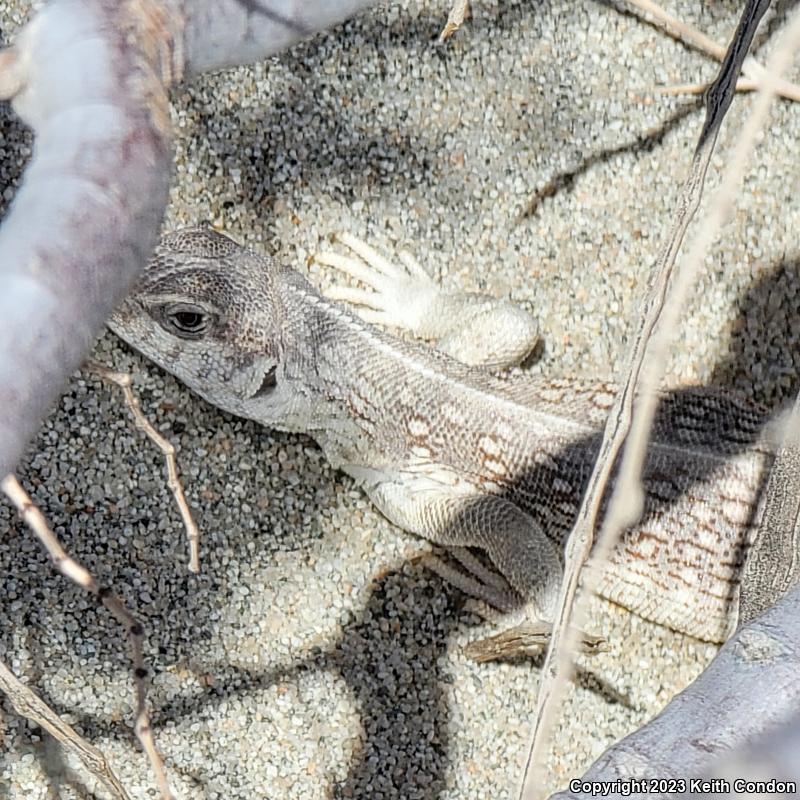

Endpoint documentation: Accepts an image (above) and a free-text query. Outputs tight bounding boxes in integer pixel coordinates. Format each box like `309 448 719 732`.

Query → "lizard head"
109 226 285 417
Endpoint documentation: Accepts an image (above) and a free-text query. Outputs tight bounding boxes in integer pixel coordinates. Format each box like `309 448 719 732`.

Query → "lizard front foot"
314 232 443 336
314 233 539 369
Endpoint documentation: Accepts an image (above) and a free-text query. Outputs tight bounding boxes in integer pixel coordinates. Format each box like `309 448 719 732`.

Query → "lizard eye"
161 303 212 339
174 310 204 331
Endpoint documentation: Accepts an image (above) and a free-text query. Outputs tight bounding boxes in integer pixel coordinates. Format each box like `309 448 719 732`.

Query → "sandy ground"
1 1 800 798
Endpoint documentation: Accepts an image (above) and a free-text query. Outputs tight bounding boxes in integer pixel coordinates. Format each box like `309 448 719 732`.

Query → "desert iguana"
108 226 774 651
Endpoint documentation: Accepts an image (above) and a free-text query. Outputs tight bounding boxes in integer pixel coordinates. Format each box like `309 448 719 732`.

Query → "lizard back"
277 272 774 642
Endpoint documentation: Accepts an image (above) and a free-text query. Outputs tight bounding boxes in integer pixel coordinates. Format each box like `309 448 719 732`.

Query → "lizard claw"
313 234 442 336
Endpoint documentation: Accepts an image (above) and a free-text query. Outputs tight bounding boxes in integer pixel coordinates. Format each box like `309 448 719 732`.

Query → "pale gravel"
1 1 799 799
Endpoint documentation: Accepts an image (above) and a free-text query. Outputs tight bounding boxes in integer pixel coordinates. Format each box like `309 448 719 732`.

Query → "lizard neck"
236 269 389 466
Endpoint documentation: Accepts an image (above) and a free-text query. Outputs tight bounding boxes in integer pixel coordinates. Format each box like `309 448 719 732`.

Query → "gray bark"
699 711 800 796
179 0 385 77
550 583 800 799
0 0 173 479
0 0 383 480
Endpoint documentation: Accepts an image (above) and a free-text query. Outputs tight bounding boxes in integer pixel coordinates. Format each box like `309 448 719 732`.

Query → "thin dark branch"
699 1 773 149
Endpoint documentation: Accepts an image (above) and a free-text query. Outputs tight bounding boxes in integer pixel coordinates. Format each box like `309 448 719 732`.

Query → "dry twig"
0 658 132 800
627 0 800 102
1 475 175 800
86 360 200 573
657 78 760 96
519 1 779 797
439 0 470 43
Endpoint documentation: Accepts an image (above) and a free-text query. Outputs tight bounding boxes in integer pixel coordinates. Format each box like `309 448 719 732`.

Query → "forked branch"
1 475 175 800
86 360 201 573
0 0 383 482
626 0 800 102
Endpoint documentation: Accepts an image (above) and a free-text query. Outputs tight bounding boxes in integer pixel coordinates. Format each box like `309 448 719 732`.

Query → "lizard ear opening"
252 365 278 398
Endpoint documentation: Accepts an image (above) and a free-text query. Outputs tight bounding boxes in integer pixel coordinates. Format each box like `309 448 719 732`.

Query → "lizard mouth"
252 366 278 398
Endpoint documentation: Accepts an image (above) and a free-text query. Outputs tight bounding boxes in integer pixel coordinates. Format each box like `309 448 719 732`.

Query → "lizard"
107 224 775 656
